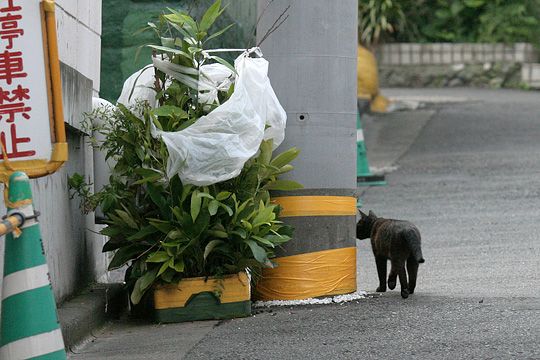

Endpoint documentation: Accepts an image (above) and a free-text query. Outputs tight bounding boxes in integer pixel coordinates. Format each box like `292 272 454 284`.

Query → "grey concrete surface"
69 319 217 359
69 89 540 359
59 283 126 350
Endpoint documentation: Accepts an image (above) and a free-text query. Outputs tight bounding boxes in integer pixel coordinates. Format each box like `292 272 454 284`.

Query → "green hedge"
360 0 540 46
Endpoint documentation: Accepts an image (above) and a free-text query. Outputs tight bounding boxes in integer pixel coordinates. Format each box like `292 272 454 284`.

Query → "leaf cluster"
69 1 302 304
360 0 540 45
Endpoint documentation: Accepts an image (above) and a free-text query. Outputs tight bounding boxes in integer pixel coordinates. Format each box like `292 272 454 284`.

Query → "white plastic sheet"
152 50 287 185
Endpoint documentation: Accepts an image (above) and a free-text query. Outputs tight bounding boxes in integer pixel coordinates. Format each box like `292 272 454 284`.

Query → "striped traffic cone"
357 109 386 187
0 172 66 359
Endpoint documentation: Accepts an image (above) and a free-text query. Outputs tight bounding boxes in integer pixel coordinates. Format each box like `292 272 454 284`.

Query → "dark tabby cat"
357 210 425 299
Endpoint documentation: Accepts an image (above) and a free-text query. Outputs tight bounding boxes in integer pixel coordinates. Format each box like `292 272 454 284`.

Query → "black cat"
357 210 425 299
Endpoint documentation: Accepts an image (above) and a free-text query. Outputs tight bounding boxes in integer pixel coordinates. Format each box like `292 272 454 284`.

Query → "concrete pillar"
255 0 358 300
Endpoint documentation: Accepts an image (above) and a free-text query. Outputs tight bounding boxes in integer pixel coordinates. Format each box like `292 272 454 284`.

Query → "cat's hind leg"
407 256 419 294
396 260 409 298
375 256 387 292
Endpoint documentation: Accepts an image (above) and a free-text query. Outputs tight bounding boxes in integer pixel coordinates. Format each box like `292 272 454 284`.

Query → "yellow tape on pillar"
272 196 357 217
254 247 357 301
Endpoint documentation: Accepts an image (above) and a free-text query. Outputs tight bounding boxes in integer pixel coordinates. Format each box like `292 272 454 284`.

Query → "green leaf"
115 210 139 230
100 226 122 237
181 184 194 203
133 168 161 177
131 267 158 304
231 229 247 239
240 219 252 231
199 0 223 33
157 261 170 277
245 239 268 264
216 191 231 201
253 203 275 228
149 219 174 234
204 240 224 260
252 235 275 248
207 229 228 238
263 180 304 191
259 139 273 165
127 225 159 241
152 105 188 118
275 164 294 175
167 230 185 240
170 258 184 272
208 200 219 215
205 23 235 43
146 251 170 263
197 192 215 200
219 203 233 216
265 234 291 244
209 55 237 74
133 174 161 185
146 183 168 211
108 246 142 270
270 147 300 168
191 190 202 221
146 44 190 59
102 237 128 252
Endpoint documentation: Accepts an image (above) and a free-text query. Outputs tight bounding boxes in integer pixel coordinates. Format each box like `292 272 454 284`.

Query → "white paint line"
0 329 64 359
2 264 50 300
356 130 364 142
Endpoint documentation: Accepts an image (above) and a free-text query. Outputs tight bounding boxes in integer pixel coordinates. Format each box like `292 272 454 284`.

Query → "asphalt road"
70 89 540 359
186 91 540 359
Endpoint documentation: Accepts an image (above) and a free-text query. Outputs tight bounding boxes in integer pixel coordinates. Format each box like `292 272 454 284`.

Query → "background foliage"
101 0 257 102
359 0 540 46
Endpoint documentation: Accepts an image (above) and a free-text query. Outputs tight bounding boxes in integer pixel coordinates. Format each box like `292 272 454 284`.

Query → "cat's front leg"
375 256 387 292
387 268 397 290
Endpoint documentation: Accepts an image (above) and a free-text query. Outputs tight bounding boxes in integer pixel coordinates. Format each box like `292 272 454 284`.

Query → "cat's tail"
404 228 425 263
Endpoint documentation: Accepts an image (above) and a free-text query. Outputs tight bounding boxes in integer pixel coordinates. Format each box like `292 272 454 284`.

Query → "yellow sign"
0 0 67 180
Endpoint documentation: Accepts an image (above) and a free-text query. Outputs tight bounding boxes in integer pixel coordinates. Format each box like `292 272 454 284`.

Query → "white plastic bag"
117 65 157 108
117 61 234 108
152 50 287 186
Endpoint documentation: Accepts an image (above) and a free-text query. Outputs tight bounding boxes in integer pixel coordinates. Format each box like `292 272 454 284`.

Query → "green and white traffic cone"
0 172 66 359
357 110 386 187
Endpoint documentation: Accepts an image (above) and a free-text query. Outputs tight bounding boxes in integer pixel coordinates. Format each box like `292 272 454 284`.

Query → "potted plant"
69 0 301 323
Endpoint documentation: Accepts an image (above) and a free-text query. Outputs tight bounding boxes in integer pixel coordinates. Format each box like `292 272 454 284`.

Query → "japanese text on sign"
0 0 52 161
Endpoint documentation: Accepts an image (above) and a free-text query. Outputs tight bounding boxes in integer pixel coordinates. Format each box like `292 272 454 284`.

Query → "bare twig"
257 4 291 47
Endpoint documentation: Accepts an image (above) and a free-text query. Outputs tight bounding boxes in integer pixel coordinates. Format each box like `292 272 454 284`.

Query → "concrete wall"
375 43 540 89
376 43 538 66
0 0 107 310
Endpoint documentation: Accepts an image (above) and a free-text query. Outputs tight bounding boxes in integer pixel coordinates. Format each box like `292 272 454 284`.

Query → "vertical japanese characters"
0 0 35 159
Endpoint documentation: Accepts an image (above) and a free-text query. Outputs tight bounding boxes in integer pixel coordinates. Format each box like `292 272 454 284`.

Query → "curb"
57 283 127 350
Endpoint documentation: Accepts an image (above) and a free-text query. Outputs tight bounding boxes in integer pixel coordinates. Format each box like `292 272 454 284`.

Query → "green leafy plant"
374 0 540 45
359 0 405 47
70 0 302 304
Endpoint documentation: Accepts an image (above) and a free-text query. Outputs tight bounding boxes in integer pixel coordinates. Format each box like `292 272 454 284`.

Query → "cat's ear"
359 210 367 218
369 210 377 218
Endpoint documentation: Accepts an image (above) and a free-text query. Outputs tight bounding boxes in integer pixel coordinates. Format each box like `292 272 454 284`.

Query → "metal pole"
255 0 359 300
0 172 66 359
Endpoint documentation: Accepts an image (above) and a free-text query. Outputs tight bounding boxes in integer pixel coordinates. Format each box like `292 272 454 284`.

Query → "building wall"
0 0 107 311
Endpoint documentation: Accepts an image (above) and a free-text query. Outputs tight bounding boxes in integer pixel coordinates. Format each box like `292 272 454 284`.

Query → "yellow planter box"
153 272 251 323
